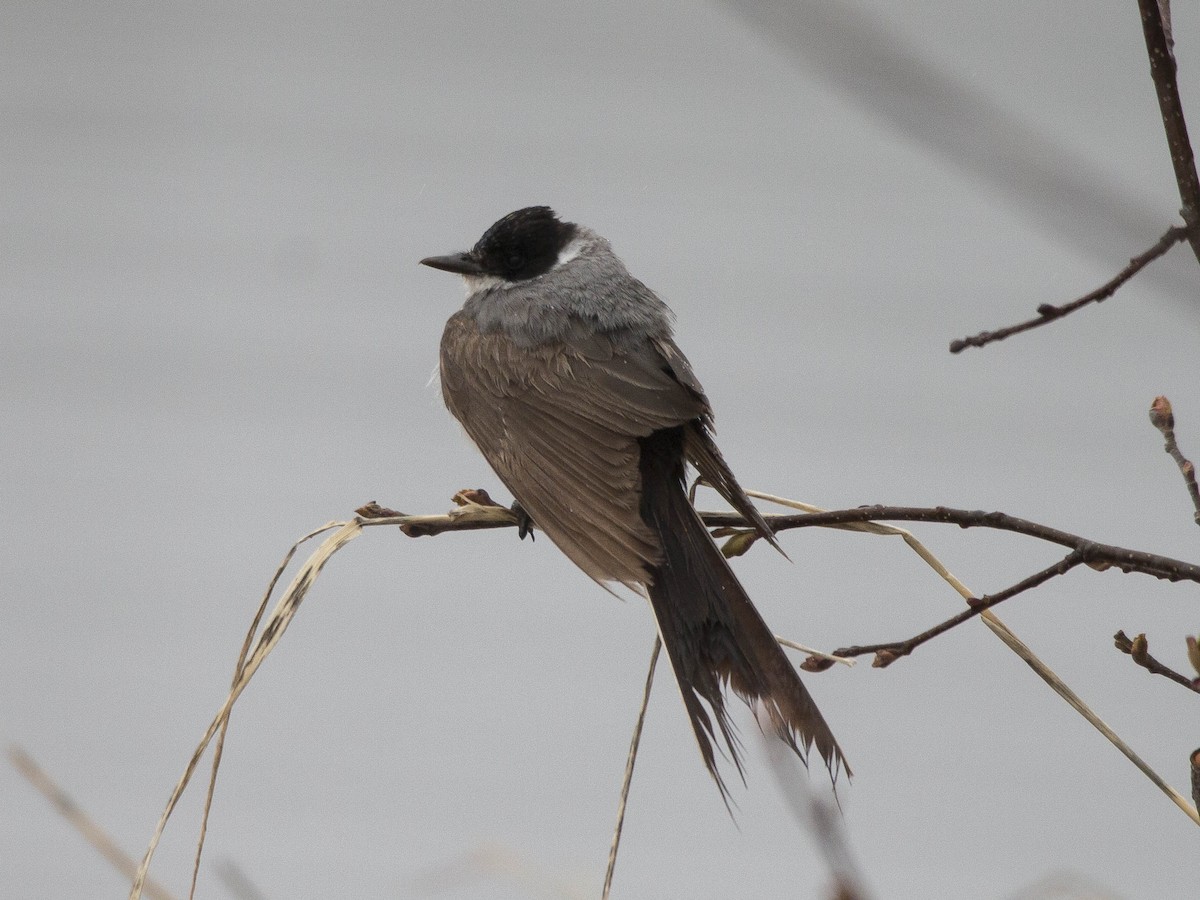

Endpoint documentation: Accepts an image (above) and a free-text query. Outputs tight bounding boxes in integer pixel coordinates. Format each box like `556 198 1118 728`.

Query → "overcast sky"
3 2 1198 898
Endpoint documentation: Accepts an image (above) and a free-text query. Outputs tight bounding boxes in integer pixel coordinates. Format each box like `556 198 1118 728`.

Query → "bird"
421 206 848 797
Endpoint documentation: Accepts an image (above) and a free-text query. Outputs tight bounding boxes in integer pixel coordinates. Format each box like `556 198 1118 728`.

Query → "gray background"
3 1 1198 897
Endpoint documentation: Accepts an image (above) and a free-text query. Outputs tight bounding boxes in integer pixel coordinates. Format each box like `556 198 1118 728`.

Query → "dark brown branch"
357 492 521 536
829 551 1086 667
951 0 1200 353
1137 0 1200 264
701 505 1200 584
374 496 1200 586
949 225 1189 353
1191 748 1200 813
1149 396 1200 525
1114 629 1200 693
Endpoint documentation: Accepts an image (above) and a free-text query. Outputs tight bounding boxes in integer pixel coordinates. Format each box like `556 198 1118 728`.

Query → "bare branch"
1137 0 1200 263
1149 395 1200 525
1113 629 1200 693
949 225 1189 352
133 487 1200 896
130 519 354 900
8 747 180 900
190 519 315 900
717 488 1196 822
604 637 661 900
760 730 872 900
1192 748 1200 813
366 496 1200 587
830 551 1087 666
948 0 1200 355
357 495 521 536
700 505 1200 585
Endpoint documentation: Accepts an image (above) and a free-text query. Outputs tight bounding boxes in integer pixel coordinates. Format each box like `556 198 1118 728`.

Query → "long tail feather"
639 428 850 798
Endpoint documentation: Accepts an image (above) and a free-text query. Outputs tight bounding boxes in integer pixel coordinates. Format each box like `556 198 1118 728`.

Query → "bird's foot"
511 501 535 542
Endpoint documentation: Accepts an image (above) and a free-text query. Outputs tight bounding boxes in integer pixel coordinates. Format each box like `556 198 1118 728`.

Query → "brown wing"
653 336 783 553
440 312 707 588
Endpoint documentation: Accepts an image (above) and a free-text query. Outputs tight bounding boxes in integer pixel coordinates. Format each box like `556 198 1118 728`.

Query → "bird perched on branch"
422 206 848 797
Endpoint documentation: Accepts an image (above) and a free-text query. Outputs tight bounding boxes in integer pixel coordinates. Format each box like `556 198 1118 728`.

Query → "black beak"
419 252 485 275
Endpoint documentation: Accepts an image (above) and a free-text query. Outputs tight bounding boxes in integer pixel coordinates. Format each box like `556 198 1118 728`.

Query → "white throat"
461 272 510 295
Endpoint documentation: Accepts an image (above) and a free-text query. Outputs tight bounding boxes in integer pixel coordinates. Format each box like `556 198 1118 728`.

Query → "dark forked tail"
638 427 850 799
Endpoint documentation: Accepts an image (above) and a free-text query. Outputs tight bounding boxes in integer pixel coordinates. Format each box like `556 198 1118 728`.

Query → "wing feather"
440 312 707 586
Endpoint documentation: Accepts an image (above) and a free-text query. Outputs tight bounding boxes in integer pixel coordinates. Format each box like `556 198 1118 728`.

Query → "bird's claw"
512 502 535 541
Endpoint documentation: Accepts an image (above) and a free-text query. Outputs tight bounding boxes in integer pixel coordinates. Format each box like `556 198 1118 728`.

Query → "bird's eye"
507 254 523 269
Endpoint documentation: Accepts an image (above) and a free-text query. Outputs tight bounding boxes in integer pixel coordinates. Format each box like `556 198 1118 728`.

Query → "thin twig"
381 495 1200 831
603 637 660 900
1191 748 1200 814
357 496 522 536
368 499 1200 586
1137 0 1200 263
990 614 1200 825
950 0 1199 354
830 551 1087 666
700 505 1200 584
1149 396 1200 525
8 747 179 900
777 637 855 667
1113 629 1200 693
130 520 353 900
136 491 1200 897
735 490 1199 828
761 726 871 900
190 522 328 900
949 225 1190 352
808 799 870 900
